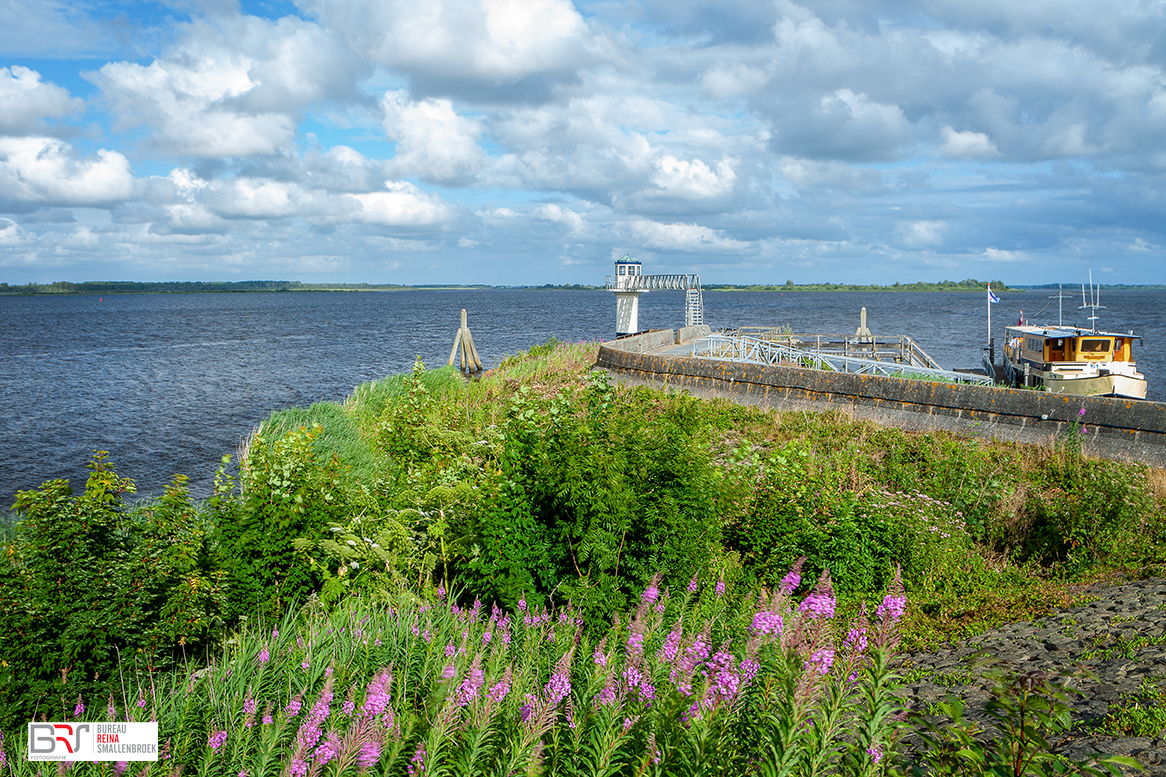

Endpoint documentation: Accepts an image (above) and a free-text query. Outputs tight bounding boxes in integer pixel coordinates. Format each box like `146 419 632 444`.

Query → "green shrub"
216 425 345 619
0 454 223 727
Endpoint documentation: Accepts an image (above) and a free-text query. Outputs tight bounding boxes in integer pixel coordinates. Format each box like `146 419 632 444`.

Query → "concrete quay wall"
598 331 1166 466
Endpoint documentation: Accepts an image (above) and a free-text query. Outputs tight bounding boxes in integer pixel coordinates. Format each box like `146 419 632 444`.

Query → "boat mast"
1048 284 1070 327
1079 270 1105 333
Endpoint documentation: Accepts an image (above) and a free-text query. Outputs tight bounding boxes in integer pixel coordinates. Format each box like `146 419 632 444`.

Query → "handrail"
719 328 944 371
605 274 702 291
692 335 993 386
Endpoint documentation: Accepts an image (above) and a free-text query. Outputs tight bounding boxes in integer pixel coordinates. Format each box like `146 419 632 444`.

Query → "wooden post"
448 309 482 373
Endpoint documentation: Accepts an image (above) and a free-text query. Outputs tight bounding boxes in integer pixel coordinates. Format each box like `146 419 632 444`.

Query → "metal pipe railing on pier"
693 334 992 386
719 328 944 371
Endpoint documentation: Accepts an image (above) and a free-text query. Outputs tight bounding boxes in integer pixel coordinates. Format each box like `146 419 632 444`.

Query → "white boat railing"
691 334 994 386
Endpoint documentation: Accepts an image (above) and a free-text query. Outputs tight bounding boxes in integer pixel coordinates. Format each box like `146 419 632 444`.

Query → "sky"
0 0 1163 287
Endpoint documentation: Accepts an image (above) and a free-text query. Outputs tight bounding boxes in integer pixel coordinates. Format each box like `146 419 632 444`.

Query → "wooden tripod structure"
448 308 482 373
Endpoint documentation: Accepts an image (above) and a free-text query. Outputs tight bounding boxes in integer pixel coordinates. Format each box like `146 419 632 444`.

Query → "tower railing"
606 273 704 326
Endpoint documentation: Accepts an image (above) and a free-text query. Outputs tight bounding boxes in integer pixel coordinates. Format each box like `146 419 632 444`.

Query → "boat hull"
1042 371 1147 400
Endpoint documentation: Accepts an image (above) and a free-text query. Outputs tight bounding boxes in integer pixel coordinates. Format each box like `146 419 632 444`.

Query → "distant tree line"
0 281 607 295
707 278 1020 292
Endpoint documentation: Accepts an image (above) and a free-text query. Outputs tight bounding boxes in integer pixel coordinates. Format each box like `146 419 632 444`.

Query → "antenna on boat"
1048 284 1071 327
1078 270 1105 333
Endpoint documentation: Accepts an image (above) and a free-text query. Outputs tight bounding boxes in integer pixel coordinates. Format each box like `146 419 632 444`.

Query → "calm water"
2 288 1162 507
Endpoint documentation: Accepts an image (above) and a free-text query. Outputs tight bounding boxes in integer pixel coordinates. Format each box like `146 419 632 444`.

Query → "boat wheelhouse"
1002 325 1146 399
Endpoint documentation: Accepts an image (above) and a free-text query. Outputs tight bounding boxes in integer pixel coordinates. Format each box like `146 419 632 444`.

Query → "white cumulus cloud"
0 137 137 206
629 220 750 252
381 90 485 184
0 67 84 136
938 126 1002 160
353 181 452 226
652 156 737 200
90 15 359 157
301 0 596 98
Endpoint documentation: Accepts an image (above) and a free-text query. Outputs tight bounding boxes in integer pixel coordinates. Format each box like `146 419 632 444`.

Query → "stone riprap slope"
896 577 1166 772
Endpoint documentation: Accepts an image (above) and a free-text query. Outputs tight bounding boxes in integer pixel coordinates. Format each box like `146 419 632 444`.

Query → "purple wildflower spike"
207 729 228 752
797 570 836 619
780 557 806 595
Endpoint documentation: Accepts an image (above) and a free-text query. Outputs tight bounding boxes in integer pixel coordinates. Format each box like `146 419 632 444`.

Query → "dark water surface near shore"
2 288 1162 506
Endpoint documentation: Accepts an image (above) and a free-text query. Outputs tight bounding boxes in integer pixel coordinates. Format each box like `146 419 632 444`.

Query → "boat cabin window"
1080 338 1111 353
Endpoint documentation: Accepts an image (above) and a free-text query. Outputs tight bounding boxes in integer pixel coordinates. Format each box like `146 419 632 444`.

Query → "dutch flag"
988 285 1000 304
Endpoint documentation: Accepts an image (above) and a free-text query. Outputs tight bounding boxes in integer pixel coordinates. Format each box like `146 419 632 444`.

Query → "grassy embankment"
0 339 1162 774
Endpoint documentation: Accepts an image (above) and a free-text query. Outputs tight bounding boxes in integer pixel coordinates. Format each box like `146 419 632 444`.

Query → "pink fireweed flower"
797 571 836 619
357 740 382 772
441 665 457 682
672 632 711 695
626 631 644 656
314 733 340 766
715 578 725 598
876 594 905 624
282 690 300 718
805 648 835 675
208 730 228 752
113 762 127 776
708 649 740 703
437 584 445 601
444 643 456 658
867 742 883 764
362 669 392 718
454 665 485 707
845 624 868 654
642 584 659 605
258 648 270 664
750 610 783 636
593 636 609 666
106 695 117 720
407 742 426 777
488 676 510 704
482 631 492 646
74 696 85 717
780 557 806 595
687 574 699 593
544 671 571 707
136 696 146 709
1078 407 1086 417
877 568 907 628
243 696 257 728
657 625 683 664
518 596 527 613
622 664 643 690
